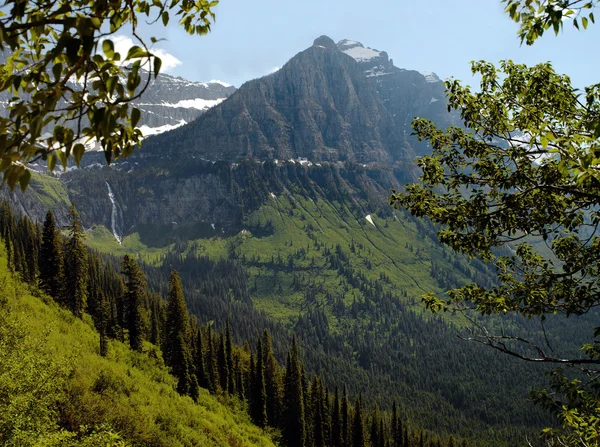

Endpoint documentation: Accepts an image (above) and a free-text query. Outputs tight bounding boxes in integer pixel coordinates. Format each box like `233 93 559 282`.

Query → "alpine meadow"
0 1 599 446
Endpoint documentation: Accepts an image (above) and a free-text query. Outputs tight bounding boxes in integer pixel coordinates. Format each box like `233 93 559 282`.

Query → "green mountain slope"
72 162 550 445
0 246 277 447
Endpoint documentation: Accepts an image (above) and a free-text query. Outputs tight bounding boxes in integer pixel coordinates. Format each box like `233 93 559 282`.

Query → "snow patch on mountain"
421 71 441 83
138 97 224 111
343 46 382 62
138 119 187 137
338 39 383 62
365 215 376 227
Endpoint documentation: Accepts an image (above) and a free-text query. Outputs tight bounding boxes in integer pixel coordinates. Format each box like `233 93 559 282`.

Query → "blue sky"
134 0 600 89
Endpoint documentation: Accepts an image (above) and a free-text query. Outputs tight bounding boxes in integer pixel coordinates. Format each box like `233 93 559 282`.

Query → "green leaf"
126 46 148 60
18 169 31 192
153 56 162 78
73 143 85 167
131 107 141 128
162 11 169 26
582 16 589 29
48 152 57 173
102 39 115 59
56 150 67 169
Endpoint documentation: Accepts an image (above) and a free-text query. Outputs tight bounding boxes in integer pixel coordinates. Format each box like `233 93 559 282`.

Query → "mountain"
142 36 414 164
131 74 236 136
0 69 236 150
0 36 559 445
337 39 458 156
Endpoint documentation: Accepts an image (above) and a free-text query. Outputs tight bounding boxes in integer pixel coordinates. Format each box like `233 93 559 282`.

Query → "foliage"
64 202 88 317
0 0 217 191
0 243 277 447
39 210 64 298
503 0 598 45
390 37 600 447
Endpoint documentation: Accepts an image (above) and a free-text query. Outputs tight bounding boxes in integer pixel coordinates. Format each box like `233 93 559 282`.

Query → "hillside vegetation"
0 245 277 447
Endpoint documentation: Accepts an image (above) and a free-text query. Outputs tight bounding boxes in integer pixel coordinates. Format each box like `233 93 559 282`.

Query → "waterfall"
106 182 124 244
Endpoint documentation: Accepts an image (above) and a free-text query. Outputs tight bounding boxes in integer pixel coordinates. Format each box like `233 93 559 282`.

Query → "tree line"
0 200 470 447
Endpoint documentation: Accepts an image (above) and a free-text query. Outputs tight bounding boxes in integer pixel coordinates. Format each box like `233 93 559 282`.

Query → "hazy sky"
133 0 600 89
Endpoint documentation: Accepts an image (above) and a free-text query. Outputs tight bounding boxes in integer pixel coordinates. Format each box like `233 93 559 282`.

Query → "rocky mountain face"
131 74 236 136
0 69 236 147
141 36 415 165
337 39 458 156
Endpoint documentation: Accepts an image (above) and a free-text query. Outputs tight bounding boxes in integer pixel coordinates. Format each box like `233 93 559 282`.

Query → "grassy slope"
0 248 276 447
87 192 473 326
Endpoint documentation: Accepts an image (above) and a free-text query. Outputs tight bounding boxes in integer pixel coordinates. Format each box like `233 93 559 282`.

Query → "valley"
0 33 582 447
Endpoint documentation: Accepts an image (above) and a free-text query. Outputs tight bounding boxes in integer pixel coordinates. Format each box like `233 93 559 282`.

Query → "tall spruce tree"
262 328 281 427
311 376 325 447
331 387 342 447
165 270 198 399
217 333 228 392
341 385 350 447
63 203 88 318
195 328 209 389
225 320 235 395
352 396 366 447
251 337 268 428
39 210 64 300
207 324 219 393
121 255 146 352
283 336 306 447
370 404 381 447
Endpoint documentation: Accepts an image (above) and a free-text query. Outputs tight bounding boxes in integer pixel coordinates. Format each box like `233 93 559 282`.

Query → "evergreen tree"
341 385 350 447
352 396 366 447
164 270 198 399
121 254 146 352
311 376 325 447
283 336 306 447
207 324 219 393
251 338 268 427
225 319 235 395
331 387 342 447
97 290 110 357
39 210 64 300
195 328 209 389
370 404 381 447
447 435 457 447
263 328 281 429
217 333 228 392
63 203 88 318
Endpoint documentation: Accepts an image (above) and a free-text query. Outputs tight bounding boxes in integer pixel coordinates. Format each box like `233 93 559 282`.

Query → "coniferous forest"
0 201 476 446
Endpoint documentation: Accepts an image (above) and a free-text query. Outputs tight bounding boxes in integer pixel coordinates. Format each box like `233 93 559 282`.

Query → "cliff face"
337 39 459 156
131 75 236 133
142 36 415 165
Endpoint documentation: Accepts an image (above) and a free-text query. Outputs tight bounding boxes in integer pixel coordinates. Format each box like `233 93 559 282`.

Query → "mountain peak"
312 35 337 50
337 39 387 63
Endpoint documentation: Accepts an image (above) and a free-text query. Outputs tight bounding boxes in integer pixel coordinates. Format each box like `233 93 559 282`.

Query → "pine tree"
225 319 235 395
331 387 342 447
164 270 198 399
283 336 306 447
207 324 219 393
121 254 146 352
38 211 64 300
251 337 268 427
217 333 228 392
352 396 366 447
63 203 88 318
447 435 457 447
97 290 110 357
311 376 325 447
195 328 209 389
262 328 281 428
370 404 381 447
341 385 350 447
